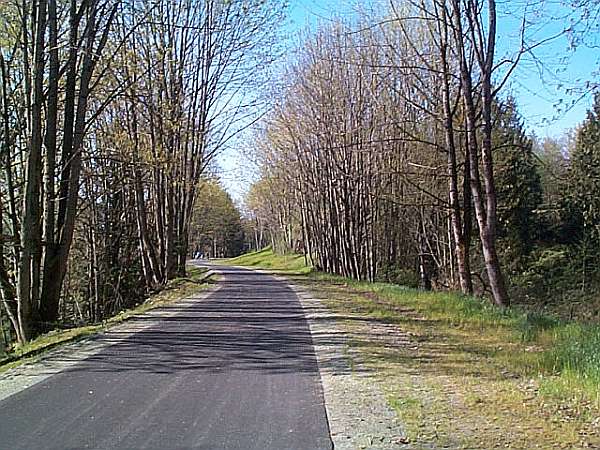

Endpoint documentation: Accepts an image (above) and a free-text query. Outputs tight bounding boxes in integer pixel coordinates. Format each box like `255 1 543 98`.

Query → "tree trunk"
18 0 48 339
451 0 509 307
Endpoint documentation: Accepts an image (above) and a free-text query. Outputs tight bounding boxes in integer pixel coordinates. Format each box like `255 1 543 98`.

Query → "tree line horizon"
0 0 599 347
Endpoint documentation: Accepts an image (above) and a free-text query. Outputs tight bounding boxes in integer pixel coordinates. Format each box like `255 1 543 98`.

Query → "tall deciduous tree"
190 180 244 259
0 0 119 342
0 0 285 343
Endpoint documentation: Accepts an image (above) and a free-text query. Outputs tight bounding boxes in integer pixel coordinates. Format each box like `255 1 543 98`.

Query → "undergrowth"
226 247 600 406
0 266 212 372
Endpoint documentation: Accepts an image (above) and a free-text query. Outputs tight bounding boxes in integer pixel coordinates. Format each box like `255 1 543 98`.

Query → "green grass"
226 248 600 447
310 270 600 399
350 280 600 400
225 247 312 274
540 324 600 401
0 266 213 373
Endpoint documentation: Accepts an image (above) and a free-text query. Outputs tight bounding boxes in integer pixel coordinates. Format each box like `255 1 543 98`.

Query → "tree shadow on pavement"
24 269 370 378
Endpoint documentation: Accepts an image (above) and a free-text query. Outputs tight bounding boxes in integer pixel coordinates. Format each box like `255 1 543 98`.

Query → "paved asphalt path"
0 265 332 450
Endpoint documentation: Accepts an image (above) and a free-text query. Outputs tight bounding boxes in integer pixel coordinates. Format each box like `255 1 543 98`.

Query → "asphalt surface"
0 265 332 450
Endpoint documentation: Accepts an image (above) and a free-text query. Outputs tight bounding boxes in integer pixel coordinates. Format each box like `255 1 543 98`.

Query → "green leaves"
569 93 600 236
191 179 245 258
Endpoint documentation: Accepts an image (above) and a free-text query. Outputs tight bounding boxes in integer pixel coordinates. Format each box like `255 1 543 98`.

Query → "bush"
377 264 420 288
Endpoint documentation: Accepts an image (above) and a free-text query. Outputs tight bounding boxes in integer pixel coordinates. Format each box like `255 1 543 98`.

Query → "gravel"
288 281 411 449
0 287 219 403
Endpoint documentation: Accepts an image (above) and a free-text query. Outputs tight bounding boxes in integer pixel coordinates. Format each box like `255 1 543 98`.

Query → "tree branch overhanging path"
0 0 285 344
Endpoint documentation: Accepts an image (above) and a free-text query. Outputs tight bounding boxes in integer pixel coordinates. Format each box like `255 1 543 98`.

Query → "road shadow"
20 268 365 378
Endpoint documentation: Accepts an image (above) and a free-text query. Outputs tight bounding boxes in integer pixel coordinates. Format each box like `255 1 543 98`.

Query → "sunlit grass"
317 273 600 399
366 284 600 400
315 277 600 446
228 248 600 418
225 246 312 274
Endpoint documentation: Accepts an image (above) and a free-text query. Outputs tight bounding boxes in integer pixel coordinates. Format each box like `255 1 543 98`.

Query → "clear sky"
218 0 599 202
494 0 599 136
283 0 599 135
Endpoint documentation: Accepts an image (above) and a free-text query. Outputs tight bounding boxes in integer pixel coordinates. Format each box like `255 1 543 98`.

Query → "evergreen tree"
567 92 600 247
533 135 571 243
493 98 543 267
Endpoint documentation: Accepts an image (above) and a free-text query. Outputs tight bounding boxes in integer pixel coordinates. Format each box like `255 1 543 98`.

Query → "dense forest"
244 3 600 315
0 0 599 350
0 0 281 347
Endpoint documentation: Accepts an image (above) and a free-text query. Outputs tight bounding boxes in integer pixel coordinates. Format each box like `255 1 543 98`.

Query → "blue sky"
494 0 598 136
218 0 599 201
284 0 598 135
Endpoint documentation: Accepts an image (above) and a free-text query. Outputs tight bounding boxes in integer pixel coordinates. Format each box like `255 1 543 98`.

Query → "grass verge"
224 248 600 448
225 246 311 273
0 266 214 373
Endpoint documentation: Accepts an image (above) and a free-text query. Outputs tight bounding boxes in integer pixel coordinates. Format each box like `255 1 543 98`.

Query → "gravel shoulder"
0 286 219 403
272 273 411 449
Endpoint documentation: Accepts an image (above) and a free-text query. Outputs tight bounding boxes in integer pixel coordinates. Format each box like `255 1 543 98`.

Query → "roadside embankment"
227 248 600 449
